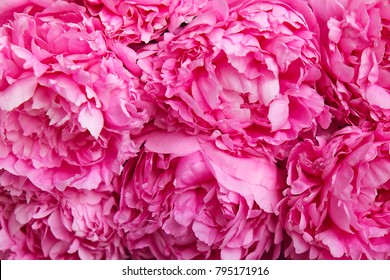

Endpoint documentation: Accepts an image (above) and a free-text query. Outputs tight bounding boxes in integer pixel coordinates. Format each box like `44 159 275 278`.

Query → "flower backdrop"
0 0 389 260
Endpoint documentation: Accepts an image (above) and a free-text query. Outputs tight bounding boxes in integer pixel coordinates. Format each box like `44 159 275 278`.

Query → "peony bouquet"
0 0 389 260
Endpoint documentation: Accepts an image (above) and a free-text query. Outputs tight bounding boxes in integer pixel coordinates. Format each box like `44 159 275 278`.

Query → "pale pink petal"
78 104 104 139
268 98 290 131
144 131 201 155
365 85 390 109
0 76 37 111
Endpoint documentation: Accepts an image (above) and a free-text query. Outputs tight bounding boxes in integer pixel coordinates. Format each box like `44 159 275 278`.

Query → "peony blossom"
0 171 127 260
309 0 390 125
83 0 209 43
115 131 284 259
281 123 390 259
139 0 331 158
0 1 150 192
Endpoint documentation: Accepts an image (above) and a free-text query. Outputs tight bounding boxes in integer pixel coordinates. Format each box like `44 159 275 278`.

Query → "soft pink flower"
84 0 209 43
0 171 127 260
281 123 390 259
309 0 390 125
139 0 331 158
115 131 284 260
0 1 150 192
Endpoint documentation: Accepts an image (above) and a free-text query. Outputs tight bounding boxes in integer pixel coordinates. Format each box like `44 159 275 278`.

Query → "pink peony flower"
281 123 390 259
309 0 390 125
115 130 284 260
83 0 209 43
139 0 331 158
0 171 127 260
0 1 150 192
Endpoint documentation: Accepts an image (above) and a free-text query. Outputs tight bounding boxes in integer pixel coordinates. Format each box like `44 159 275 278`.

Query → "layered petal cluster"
0 171 127 259
139 0 330 158
0 1 150 192
281 124 390 259
84 0 209 43
115 131 284 259
310 0 390 125
0 0 56 25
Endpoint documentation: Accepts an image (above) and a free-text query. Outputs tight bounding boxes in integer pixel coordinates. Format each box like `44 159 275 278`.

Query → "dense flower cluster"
0 0 389 260
83 0 209 43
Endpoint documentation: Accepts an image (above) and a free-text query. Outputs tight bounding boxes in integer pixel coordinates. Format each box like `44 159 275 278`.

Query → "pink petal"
330 49 354 83
14 204 38 224
328 197 353 233
316 229 346 258
192 220 218 246
0 76 37 111
327 18 342 43
0 228 14 250
201 141 281 212
291 232 310 254
220 247 242 259
196 71 221 109
109 41 141 76
10 44 48 77
48 210 72 240
78 104 104 139
259 71 280 106
268 97 290 131
144 131 201 155
365 85 390 109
